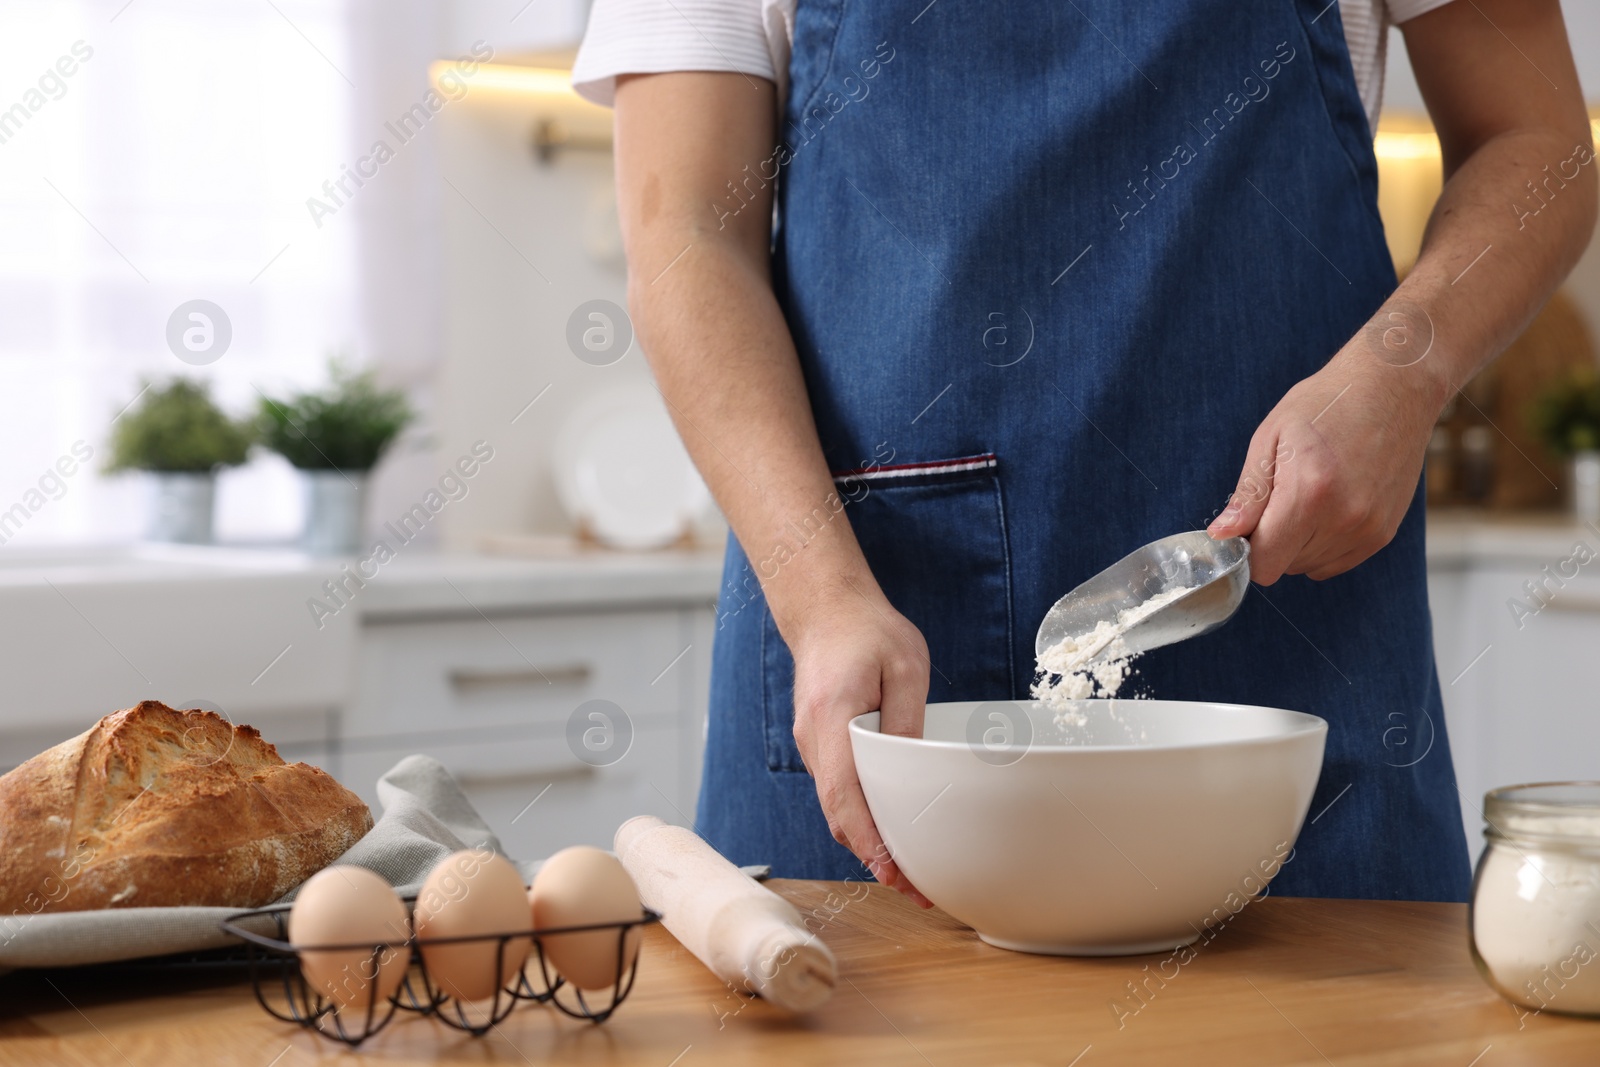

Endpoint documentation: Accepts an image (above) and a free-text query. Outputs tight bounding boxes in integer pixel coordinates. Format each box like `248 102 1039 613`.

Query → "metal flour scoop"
1034 531 1251 662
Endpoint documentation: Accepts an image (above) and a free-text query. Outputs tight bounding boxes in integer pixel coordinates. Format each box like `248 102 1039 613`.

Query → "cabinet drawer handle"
452 764 597 789
1541 599 1600 616
449 664 592 692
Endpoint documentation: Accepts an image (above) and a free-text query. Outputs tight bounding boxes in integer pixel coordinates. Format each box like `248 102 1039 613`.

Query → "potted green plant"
107 379 252 543
256 361 414 555
1530 366 1600 523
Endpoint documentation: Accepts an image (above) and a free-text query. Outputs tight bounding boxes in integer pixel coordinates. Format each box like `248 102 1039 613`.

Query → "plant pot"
302 470 367 555
147 472 216 544
1572 451 1600 525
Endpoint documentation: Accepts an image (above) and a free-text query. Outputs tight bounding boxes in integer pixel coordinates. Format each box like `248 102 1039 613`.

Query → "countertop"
358 540 724 619
2 510 1591 620
265 510 1600 620
0 540 726 618
3 880 1595 1066
1425 509 1600 568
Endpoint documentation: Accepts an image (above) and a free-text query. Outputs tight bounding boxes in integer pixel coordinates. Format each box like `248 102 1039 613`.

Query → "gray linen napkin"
0 755 536 971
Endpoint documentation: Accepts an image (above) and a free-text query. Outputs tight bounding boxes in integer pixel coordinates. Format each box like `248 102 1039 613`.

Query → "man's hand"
786 582 934 907
1209 0 1600 585
614 72 932 899
1210 0 1596 582
1206 335 1445 584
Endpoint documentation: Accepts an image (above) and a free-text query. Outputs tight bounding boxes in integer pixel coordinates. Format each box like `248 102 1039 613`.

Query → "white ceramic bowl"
850 699 1326 956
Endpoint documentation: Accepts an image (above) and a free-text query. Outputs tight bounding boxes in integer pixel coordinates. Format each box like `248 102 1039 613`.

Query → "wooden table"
2 880 1596 1066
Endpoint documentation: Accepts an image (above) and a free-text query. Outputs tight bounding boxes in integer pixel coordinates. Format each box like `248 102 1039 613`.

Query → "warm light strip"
1374 130 1440 161
1375 118 1600 161
428 61 577 98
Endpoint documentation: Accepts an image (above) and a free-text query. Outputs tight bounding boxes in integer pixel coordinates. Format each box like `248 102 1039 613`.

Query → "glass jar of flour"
1470 782 1600 1018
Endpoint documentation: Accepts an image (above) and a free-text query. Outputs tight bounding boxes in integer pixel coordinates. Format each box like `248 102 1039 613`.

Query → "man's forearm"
1207 1 1594 580
1351 0 1598 415
630 244 878 630
614 72 879 637
1378 126 1596 407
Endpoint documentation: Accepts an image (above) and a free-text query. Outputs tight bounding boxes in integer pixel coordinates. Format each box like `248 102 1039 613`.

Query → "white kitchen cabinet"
1468 566 1600 767
1428 518 1600 854
339 742 689 863
344 610 684 740
0 547 722 863
337 603 713 862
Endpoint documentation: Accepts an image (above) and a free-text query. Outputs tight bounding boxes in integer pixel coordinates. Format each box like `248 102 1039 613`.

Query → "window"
0 0 360 544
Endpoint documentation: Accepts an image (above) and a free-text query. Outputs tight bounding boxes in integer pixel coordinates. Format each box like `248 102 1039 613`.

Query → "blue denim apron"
696 0 1473 901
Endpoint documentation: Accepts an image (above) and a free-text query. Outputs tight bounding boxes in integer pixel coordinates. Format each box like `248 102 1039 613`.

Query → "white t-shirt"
573 0 1455 134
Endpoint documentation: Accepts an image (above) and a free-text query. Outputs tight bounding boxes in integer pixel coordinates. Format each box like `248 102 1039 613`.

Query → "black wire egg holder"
218 899 662 1047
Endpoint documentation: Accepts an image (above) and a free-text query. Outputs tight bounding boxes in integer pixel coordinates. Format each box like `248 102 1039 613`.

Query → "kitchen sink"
0 542 355 735
0 542 313 575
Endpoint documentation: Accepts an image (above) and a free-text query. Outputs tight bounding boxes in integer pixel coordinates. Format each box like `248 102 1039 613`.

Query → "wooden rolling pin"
614 816 836 1012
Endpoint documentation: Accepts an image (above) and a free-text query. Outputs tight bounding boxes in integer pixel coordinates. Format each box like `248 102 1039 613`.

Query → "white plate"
552 382 711 549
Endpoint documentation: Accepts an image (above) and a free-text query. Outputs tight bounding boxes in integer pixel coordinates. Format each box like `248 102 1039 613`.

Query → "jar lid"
1484 781 1600 846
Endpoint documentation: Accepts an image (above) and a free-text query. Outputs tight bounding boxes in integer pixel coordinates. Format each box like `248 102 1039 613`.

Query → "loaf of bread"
0 701 372 914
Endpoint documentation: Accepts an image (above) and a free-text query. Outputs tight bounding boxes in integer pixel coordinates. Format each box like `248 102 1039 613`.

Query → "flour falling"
1031 586 1194 719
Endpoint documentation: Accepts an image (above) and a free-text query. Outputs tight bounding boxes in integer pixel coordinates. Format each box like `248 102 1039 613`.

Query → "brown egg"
530 846 643 990
289 866 410 1012
414 849 532 1002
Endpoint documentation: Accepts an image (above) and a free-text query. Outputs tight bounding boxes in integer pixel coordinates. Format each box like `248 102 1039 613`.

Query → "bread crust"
0 701 372 914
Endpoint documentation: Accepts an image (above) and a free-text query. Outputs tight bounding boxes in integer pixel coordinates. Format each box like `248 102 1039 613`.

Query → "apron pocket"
760 454 1015 774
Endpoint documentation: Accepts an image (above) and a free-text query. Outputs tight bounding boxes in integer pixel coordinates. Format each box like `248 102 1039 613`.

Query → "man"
575 0 1596 902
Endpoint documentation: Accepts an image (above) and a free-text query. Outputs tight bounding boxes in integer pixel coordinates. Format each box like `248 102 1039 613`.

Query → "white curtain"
0 0 451 545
